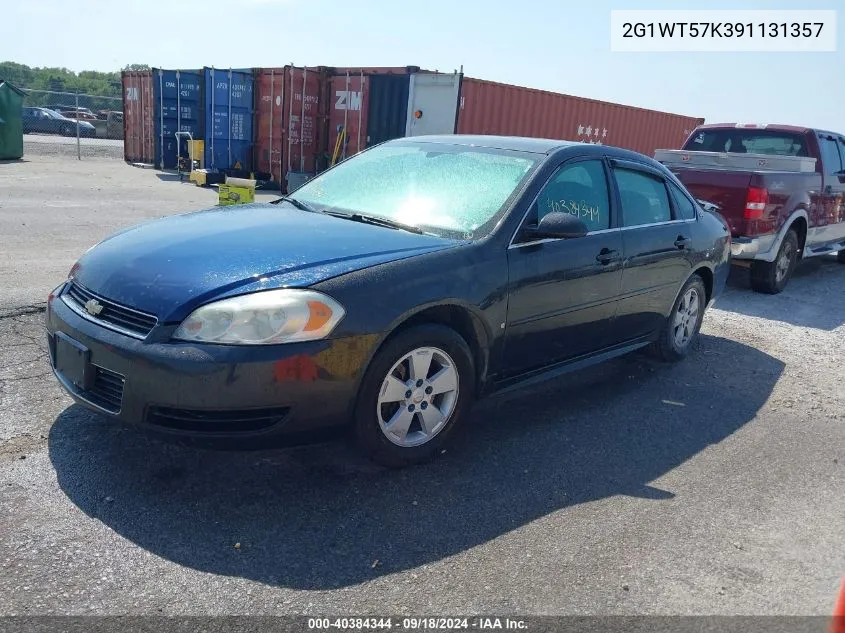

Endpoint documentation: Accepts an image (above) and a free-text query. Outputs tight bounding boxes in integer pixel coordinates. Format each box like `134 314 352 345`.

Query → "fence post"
75 91 81 160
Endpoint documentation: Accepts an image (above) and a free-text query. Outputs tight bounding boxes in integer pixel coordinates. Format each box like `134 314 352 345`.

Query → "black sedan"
22 107 97 137
46 136 731 467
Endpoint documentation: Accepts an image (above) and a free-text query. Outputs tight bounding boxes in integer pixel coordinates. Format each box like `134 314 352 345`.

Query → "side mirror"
528 211 589 239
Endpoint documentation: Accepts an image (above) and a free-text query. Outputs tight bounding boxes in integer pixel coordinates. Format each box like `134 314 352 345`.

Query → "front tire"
750 229 799 294
649 274 706 362
354 324 475 468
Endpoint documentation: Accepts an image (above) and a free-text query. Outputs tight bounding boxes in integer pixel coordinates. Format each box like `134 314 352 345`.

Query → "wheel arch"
667 265 714 319
758 207 809 263
350 300 493 410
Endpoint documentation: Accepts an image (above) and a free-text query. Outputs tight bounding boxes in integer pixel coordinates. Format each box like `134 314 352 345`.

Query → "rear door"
405 73 461 137
612 159 696 340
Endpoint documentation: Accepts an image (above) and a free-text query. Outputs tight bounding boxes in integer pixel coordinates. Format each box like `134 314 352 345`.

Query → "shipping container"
252 66 328 190
121 70 154 163
204 67 254 173
456 77 705 156
325 67 461 169
152 68 204 170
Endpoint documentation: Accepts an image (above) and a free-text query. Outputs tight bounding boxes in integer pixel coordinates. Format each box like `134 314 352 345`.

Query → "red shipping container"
253 66 328 189
122 70 154 164
457 77 704 157
327 70 370 166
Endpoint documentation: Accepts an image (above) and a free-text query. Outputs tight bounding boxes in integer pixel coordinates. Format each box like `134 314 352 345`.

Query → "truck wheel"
353 324 476 468
837 250 845 264
750 229 799 294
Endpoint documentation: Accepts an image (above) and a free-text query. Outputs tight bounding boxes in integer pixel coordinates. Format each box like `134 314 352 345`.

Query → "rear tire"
649 274 706 363
750 229 798 294
353 324 476 468
837 250 845 264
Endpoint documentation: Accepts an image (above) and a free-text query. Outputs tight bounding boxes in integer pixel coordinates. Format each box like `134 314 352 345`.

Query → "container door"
366 74 410 146
205 68 254 173
405 73 461 137
254 68 287 184
154 69 203 170
283 66 326 191
328 72 369 166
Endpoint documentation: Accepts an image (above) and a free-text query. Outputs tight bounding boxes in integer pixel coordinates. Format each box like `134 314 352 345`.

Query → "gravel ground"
22 135 125 161
0 154 280 314
0 156 843 617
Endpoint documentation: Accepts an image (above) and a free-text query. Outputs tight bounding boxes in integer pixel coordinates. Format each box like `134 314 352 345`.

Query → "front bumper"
45 285 377 439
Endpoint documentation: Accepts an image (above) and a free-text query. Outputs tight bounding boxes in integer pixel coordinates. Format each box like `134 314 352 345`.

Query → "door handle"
674 235 692 249
596 248 620 265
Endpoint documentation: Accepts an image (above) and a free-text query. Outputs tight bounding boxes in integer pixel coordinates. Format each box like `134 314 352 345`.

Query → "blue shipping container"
153 68 204 170
204 68 254 172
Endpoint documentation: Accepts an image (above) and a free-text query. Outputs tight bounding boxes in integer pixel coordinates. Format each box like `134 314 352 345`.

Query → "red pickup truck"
655 124 845 293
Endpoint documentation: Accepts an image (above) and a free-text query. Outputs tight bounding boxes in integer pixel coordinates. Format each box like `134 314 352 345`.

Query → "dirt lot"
0 155 843 617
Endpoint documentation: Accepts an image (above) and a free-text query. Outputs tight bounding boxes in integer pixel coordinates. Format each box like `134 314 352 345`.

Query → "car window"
818 136 843 176
838 139 845 173
668 181 697 220
614 167 672 227
535 160 610 232
686 129 809 156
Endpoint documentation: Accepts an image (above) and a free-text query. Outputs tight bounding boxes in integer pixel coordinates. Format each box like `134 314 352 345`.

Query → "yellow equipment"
331 126 347 166
218 177 256 206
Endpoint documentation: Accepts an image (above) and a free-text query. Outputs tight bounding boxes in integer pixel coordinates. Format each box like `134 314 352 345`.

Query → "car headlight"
172 289 345 345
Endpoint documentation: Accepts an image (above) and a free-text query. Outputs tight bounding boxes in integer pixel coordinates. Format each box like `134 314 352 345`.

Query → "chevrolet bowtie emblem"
84 298 104 316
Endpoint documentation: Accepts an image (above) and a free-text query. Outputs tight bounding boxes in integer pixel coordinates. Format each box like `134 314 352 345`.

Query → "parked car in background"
22 107 96 137
57 110 99 121
45 136 730 467
44 104 96 117
656 124 845 293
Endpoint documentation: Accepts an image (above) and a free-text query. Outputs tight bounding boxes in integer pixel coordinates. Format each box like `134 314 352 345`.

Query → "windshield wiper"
271 196 318 213
323 211 424 235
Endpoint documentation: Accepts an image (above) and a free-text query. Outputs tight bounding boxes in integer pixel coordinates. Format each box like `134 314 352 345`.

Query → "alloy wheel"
376 346 459 448
672 287 700 349
776 241 794 283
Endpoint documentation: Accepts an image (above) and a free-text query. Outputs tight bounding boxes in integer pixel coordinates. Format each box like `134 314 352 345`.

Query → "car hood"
71 203 461 321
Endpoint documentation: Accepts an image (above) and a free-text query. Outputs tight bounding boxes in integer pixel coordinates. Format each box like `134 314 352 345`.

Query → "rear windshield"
685 129 809 156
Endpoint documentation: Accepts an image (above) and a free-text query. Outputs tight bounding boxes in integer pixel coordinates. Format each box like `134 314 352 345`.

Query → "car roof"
393 134 583 154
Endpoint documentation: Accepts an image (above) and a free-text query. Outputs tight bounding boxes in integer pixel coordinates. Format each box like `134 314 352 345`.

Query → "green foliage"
0 61 137 111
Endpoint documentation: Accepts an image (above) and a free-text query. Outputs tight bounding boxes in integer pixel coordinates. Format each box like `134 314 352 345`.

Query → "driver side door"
502 157 624 377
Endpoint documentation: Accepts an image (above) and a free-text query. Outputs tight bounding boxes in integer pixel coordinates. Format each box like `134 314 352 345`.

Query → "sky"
5 0 844 131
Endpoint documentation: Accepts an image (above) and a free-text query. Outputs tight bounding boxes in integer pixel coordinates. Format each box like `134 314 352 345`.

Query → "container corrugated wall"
204 67 254 172
122 70 154 163
152 68 204 170
252 66 327 190
457 78 705 156
253 67 287 184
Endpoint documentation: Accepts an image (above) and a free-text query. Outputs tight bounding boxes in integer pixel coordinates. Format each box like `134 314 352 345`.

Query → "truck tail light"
744 187 769 220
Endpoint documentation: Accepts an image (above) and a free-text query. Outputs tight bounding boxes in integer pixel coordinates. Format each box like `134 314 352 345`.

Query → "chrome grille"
65 282 157 338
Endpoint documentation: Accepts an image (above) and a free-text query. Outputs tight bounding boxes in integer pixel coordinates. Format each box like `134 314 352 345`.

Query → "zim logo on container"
335 91 362 111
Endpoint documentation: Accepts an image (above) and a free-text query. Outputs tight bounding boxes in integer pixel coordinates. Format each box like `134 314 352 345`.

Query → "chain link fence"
21 89 123 160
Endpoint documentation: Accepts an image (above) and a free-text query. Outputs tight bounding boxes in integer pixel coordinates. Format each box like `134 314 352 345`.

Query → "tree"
123 64 151 72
